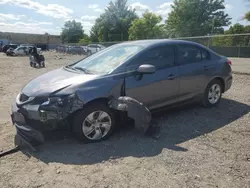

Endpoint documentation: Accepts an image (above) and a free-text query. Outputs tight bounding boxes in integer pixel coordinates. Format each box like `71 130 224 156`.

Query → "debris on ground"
55 55 63 59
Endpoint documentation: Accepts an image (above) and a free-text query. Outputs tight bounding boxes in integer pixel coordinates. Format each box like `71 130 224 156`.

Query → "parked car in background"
85 44 105 55
56 45 67 53
2 44 19 53
80 45 87 49
12 46 30 56
12 46 41 56
68 46 84 55
20 44 36 48
6 48 15 56
11 39 232 145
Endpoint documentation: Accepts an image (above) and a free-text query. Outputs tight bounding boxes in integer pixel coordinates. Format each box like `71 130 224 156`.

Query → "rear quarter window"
177 44 211 64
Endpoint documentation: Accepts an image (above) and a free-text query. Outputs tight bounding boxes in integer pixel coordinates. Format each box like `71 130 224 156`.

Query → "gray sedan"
11 39 232 145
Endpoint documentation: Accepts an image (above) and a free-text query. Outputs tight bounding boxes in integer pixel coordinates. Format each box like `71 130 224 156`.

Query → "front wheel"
40 61 45 68
203 79 222 107
73 103 115 143
87 51 91 56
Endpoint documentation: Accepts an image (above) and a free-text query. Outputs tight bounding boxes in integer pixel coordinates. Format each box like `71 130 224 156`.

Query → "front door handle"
168 74 176 80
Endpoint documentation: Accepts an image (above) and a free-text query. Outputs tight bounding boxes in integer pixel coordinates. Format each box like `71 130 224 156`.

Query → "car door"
125 44 179 110
14 47 21 55
88 45 93 53
177 43 213 101
19 47 25 55
23 47 28 55
93 45 99 53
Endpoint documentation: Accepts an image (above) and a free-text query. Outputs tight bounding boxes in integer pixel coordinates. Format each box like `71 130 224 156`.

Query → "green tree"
61 20 84 43
89 23 100 42
226 23 245 46
79 34 90 44
211 24 250 47
166 0 231 37
129 11 165 40
90 0 138 42
243 25 250 46
244 0 250 21
245 12 250 21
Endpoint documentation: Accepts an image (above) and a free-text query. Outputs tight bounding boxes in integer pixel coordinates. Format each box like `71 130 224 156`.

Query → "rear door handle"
204 65 212 71
168 74 176 80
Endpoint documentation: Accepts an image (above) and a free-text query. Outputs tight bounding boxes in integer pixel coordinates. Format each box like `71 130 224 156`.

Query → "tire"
30 62 33 67
41 62 45 68
73 103 116 143
202 79 223 108
39 55 45 62
87 51 91 56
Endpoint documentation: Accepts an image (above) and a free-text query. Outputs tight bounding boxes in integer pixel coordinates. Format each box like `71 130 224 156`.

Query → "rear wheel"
203 79 222 107
73 103 115 143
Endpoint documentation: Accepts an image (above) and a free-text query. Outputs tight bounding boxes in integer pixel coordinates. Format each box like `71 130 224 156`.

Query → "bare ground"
0 52 249 188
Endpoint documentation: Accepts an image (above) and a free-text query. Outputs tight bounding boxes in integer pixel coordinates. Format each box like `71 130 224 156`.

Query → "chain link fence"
175 33 250 58
50 33 250 58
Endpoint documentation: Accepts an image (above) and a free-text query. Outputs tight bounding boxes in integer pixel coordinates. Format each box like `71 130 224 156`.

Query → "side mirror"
137 64 156 74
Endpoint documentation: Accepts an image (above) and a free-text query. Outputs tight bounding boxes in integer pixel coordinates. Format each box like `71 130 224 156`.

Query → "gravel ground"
0 52 249 188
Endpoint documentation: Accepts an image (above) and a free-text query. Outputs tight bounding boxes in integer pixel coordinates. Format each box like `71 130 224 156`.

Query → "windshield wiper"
73 67 92 74
65 65 93 74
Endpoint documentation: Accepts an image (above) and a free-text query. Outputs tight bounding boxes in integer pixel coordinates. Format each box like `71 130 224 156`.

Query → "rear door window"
177 44 202 64
177 44 211 64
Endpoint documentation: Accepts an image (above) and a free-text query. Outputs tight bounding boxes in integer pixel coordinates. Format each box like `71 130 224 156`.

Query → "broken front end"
11 92 84 148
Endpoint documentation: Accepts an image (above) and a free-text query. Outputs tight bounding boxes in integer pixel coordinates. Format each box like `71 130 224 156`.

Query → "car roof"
119 39 207 48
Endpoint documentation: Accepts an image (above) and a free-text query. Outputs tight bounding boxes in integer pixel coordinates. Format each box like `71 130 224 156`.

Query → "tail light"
226 59 232 66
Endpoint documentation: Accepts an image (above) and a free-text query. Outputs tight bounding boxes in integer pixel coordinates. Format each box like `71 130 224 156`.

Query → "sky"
0 0 249 35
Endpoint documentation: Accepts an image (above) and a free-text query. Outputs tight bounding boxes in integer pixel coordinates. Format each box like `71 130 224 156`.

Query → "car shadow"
27 98 250 165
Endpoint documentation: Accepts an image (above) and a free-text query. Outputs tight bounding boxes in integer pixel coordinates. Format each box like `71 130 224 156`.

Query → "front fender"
55 74 125 106
75 78 124 104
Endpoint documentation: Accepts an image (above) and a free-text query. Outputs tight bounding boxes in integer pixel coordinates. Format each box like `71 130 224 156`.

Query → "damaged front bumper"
11 102 45 149
11 93 84 148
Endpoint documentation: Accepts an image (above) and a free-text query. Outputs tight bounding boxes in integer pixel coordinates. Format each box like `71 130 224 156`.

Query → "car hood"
22 67 99 97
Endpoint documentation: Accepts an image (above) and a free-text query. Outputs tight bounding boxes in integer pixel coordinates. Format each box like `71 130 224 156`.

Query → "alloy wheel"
208 84 221 104
82 111 112 140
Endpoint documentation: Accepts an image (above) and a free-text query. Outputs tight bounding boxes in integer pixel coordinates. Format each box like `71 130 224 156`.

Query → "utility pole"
211 19 215 35
208 19 215 48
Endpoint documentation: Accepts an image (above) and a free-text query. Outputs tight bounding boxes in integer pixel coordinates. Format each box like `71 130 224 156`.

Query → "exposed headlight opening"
41 97 63 106
41 94 75 106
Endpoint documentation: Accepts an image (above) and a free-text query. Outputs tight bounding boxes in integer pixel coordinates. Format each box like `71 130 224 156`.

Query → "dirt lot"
0 52 249 188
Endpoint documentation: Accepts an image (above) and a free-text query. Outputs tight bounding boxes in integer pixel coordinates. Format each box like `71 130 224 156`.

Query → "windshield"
71 44 144 74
